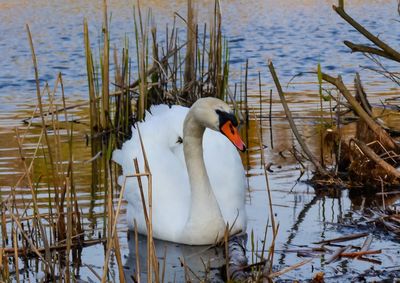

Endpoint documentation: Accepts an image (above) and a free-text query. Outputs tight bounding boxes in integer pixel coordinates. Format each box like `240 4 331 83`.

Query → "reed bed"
0 0 284 282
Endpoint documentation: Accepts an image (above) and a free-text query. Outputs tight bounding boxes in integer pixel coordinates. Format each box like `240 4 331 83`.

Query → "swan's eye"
215 109 239 127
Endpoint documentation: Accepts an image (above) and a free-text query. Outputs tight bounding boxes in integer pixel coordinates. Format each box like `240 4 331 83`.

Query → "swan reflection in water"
123 231 226 282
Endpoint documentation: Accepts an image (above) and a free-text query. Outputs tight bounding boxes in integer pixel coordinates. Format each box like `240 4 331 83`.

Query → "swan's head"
190 97 246 152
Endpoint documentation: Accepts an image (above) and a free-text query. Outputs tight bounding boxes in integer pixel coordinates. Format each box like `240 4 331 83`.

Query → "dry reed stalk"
268 89 274 149
100 165 127 282
0 247 8 280
134 220 141 283
83 19 100 134
250 110 277 235
268 258 313 279
26 25 61 206
12 227 20 282
3 202 47 264
136 126 159 282
135 0 149 121
1 206 7 248
179 257 202 282
183 0 197 100
341 250 382 257
161 246 167 283
14 128 53 274
224 225 230 282
258 71 264 168
113 233 126 283
313 233 369 244
101 0 110 130
65 177 72 283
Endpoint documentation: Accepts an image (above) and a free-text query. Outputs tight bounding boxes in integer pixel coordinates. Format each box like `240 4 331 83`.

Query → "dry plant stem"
84 19 99 134
326 245 352 264
137 127 159 283
333 4 400 62
251 110 276 235
268 60 329 175
66 178 72 283
314 232 369 244
269 89 274 149
360 235 373 253
3 202 47 263
14 128 53 272
134 220 141 283
12 228 19 282
102 0 110 130
26 25 60 202
321 72 399 152
341 250 382 257
224 225 230 282
352 139 400 179
113 234 126 283
268 258 313 279
100 170 128 283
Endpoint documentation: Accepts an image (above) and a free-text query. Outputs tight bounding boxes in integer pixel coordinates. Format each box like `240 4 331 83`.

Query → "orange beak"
220 121 246 152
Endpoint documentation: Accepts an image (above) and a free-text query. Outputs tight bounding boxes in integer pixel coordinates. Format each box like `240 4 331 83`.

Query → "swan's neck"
182 113 225 242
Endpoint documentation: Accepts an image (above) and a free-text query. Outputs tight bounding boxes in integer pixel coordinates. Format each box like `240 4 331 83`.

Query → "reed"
1 0 267 281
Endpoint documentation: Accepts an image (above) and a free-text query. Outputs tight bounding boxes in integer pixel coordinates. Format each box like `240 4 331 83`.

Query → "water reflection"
124 232 225 282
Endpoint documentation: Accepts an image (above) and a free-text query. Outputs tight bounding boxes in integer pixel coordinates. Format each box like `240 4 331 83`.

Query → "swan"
112 97 247 245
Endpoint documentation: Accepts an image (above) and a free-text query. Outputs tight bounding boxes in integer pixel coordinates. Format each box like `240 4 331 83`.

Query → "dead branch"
333 4 400 62
321 72 399 152
268 60 329 176
343 41 400 63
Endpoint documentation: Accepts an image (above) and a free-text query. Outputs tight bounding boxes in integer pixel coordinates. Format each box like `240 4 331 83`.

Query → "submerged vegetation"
0 0 399 282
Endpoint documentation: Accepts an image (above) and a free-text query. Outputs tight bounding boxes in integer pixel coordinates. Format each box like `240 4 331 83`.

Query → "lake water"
1 0 400 282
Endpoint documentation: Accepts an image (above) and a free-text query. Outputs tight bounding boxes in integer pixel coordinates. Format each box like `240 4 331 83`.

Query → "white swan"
112 97 247 245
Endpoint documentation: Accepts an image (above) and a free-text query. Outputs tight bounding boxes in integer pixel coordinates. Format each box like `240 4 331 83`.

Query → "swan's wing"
112 104 190 237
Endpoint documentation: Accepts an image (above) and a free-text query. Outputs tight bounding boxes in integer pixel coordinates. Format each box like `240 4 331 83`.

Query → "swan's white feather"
113 103 247 244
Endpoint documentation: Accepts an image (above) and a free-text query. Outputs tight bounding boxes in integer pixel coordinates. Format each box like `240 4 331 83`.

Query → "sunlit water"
1 0 400 282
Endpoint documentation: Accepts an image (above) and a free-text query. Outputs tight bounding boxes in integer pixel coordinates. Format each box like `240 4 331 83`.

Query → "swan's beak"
220 121 246 152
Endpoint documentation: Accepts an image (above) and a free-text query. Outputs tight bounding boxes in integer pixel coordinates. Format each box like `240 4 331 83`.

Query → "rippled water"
1 0 400 282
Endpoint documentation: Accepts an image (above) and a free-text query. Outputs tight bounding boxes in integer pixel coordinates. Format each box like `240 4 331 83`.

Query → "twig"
341 250 381 257
344 41 400 63
314 232 369 244
268 258 313 278
326 245 351 264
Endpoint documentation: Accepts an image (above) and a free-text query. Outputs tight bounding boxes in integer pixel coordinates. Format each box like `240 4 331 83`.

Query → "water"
1 0 400 282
